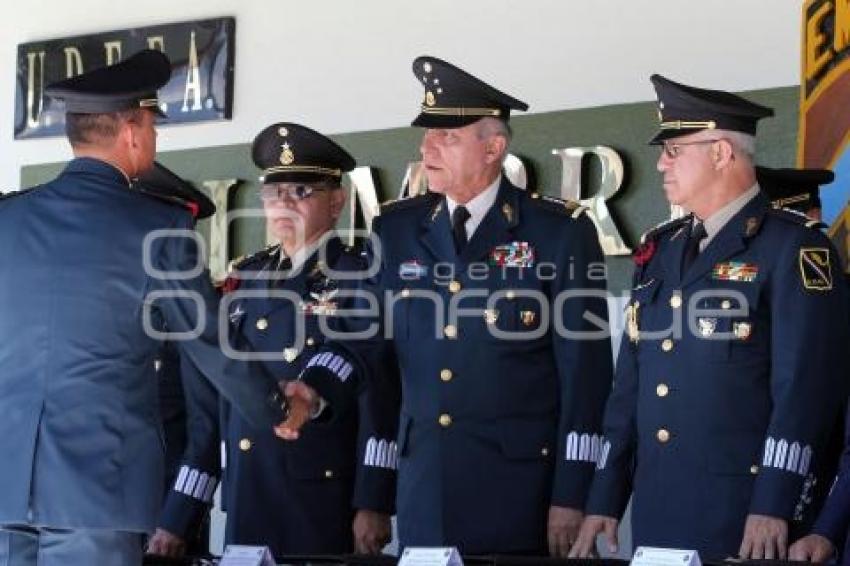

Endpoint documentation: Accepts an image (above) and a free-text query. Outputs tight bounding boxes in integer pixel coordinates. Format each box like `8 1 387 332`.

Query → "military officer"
0 52 316 565
139 163 221 559
205 123 398 560
299 56 613 556
756 166 834 220
756 166 846 548
571 75 850 561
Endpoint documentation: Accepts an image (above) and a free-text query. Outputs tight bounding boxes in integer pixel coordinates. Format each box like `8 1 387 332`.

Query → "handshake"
273 380 324 441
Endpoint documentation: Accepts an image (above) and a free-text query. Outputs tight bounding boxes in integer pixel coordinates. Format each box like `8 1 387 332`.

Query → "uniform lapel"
681 194 767 289
459 178 519 265
418 195 457 263
662 215 692 285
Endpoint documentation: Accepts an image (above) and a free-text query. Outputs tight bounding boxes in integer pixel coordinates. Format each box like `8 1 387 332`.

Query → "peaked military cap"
45 49 171 117
136 161 216 219
756 166 834 213
251 122 356 184
649 74 774 144
411 55 529 128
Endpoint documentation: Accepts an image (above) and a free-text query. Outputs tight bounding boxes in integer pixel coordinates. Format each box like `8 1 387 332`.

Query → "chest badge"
712 261 759 283
489 241 535 268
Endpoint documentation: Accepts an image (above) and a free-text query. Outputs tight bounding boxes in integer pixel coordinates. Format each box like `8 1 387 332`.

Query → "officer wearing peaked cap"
0 52 315 565
197 122 399 560
573 75 850 561
133 163 222 559
756 166 834 220
299 55 613 556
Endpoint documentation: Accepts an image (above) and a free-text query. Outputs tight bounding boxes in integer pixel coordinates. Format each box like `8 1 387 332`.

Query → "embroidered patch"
712 262 759 282
489 241 535 268
399 260 427 279
799 248 832 291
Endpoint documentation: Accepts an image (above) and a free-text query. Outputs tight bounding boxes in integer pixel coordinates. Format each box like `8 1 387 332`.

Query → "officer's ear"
713 139 735 170
484 134 508 165
328 186 346 221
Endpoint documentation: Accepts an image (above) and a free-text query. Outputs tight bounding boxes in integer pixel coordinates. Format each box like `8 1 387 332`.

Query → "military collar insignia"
430 200 443 222
501 202 514 224
229 304 245 324
640 215 690 244
744 216 761 237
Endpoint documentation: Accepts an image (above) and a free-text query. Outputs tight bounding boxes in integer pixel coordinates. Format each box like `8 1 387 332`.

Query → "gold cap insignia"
280 143 295 166
425 91 436 107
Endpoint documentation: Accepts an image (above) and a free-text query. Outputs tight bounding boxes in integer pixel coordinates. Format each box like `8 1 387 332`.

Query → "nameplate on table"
399 546 464 566
632 546 701 566
220 544 276 566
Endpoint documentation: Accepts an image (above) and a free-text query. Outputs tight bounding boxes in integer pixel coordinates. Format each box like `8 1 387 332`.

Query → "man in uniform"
202 122 397 560
571 75 849 561
299 56 613 556
0 52 320 565
140 163 221 560
756 166 833 220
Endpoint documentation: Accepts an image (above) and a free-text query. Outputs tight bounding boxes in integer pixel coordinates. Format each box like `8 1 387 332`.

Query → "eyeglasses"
260 184 334 202
661 139 725 159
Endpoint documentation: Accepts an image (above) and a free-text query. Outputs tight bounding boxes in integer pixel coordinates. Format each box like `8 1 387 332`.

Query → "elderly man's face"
261 183 345 249
419 123 493 197
656 131 722 211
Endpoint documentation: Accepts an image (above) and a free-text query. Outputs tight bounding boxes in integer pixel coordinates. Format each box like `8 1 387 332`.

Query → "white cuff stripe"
363 437 398 470
306 352 353 382
762 437 812 476
172 465 219 503
565 432 604 463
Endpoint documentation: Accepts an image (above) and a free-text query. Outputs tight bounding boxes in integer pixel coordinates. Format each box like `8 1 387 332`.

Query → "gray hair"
719 130 756 160
476 117 513 145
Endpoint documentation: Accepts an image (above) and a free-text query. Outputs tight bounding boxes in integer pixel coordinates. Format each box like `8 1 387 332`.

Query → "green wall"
21 86 799 292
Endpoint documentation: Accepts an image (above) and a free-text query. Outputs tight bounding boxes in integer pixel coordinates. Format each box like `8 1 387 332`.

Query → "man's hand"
738 514 788 560
789 534 835 563
569 515 619 558
352 509 391 555
273 380 319 441
547 506 584 557
145 528 186 558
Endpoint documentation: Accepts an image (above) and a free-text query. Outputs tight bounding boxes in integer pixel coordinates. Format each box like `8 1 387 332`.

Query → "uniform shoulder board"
769 206 826 230
639 215 690 244
229 244 280 271
532 193 588 219
380 192 437 215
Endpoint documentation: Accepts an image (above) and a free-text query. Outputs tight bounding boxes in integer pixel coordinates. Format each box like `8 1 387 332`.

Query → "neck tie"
682 221 707 274
451 205 471 254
